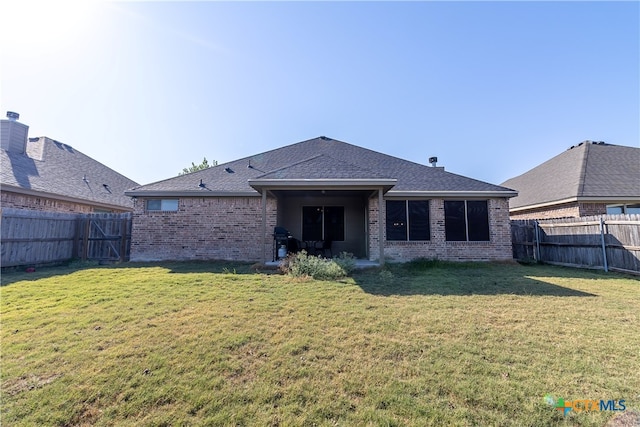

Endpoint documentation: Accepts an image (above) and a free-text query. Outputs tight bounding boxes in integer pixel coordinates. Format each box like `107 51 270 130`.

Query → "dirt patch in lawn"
3 373 63 396
605 410 640 427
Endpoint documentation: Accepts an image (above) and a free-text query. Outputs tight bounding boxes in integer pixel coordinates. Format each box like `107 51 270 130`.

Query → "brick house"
501 141 640 220
127 137 517 264
1 112 138 213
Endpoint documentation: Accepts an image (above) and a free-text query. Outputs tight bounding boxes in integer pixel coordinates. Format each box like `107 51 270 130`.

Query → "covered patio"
249 179 396 264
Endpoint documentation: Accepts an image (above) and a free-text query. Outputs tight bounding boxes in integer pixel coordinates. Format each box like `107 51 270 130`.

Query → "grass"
1 260 638 426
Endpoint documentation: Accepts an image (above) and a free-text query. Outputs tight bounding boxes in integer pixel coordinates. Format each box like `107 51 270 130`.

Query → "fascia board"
1 184 133 212
124 190 261 198
510 196 640 212
387 190 518 198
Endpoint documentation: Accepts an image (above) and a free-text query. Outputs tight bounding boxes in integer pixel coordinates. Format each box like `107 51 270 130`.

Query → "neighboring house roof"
127 136 516 198
501 141 640 211
1 136 139 211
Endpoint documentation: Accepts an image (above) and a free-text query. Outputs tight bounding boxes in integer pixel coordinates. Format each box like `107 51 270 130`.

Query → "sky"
1 1 638 187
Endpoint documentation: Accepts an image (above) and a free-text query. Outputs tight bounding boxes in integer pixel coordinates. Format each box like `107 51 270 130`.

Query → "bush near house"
279 250 356 280
1 261 638 426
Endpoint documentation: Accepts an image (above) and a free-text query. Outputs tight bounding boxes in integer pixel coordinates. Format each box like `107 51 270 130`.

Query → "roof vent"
429 156 438 167
319 136 331 141
6 111 19 121
224 167 234 173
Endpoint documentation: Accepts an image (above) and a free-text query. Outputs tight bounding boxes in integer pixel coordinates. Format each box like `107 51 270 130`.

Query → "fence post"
73 218 82 258
534 220 541 262
82 219 90 260
600 217 608 272
120 217 128 262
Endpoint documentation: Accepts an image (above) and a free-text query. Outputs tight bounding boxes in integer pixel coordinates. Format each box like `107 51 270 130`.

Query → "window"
444 200 489 241
302 206 344 241
606 205 624 215
386 200 430 241
146 199 179 211
607 204 640 215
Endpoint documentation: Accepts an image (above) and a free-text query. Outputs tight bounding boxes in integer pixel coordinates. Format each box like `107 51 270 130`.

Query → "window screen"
386 200 429 241
444 201 467 241
408 200 430 241
444 200 489 241
386 200 407 241
467 201 489 241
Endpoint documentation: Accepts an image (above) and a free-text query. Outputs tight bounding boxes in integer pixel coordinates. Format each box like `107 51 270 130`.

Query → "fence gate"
76 214 133 262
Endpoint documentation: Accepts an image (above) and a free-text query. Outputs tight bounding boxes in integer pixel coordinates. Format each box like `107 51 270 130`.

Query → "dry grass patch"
1 261 638 426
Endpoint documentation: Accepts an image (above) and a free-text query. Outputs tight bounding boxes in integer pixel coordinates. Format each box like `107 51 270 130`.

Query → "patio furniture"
314 240 333 258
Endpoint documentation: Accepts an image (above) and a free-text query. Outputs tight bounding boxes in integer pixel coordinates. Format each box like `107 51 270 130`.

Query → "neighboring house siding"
509 202 607 220
0 191 127 213
130 197 277 262
369 198 513 262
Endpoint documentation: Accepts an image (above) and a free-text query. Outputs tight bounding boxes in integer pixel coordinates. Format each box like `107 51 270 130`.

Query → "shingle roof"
501 141 640 209
1 137 139 210
255 154 393 180
128 136 515 196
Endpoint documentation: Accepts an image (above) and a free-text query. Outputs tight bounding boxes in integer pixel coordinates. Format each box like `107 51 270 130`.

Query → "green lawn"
1 261 638 426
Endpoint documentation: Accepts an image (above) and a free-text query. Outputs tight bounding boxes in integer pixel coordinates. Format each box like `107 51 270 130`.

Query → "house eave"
387 190 518 198
1 184 134 212
248 178 397 193
124 190 262 198
509 196 640 212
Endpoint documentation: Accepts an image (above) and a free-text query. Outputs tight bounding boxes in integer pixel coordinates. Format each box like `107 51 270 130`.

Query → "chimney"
1 111 29 154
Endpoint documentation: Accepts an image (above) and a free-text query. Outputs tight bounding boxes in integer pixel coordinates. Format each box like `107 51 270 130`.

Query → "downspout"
378 188 384 265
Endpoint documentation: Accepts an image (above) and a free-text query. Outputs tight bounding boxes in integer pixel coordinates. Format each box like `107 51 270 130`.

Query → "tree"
179 157 217 175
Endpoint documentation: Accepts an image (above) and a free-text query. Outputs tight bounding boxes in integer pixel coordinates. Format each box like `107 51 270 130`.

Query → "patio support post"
262 190 267 263
378 187 384 265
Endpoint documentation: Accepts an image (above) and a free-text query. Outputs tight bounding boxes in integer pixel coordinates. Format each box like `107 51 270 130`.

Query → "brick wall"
130 196 277 262
131 195 512 263
369 198 513 262
0 191 127 213
509 202 607 220
578 203 607 217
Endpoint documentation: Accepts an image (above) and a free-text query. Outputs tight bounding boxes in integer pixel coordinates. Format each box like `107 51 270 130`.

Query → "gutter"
387 190 518 198
124 190 262 198
1 184 134 212
248 178 398 193
509 196 640 212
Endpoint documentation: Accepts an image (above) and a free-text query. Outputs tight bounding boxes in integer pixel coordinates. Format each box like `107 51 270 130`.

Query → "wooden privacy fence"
1 208 132 268
511 214 640 274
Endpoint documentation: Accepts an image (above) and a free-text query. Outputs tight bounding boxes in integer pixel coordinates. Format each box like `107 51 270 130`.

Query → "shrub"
334 252 356 275
378 269 395 285
280 250 354 280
